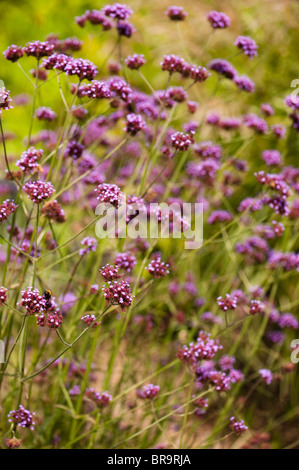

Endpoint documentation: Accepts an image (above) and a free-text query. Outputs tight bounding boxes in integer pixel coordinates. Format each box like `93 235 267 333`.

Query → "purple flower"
23 180 55 203
35 106 57 121
244 114 268 134
16 147 43 174
117 21 135 37
0 87 13 113
83 10 113 30
208 59 237 80
137 384 160 399
64 140 85 160
41 200 65 223
166 6 187 21
194 141 222 160
81 314 100 328
190 66 211 83
3 45 24 62
124 113 147 136
102 280 134 311
99 264 123 281
261 103 274 116
0 286 7 305
271 124 286 139
217 294 237 311
8 406 35 430
234 36 258 57
108 77 132 102
234 75 255 92
125 53 146 70
161 54 185 74
208 210 232 224
262 149 281 166
42 53 71 71
0 199 18 223
114 252 136 272
102 3 133 20
95 183 125 208
207 11 231 29
79 237 97 255
259 369 273 385
279 313 299 330
65 58 98 81
23 41 54 60
250 300 265 315
219 355 235 371
267 331 285 344
146 257 170 278
284 94 299 111
171 131 193 151
18 288 45 315
86 388 112 406
177 331 222 365
229 417 248 435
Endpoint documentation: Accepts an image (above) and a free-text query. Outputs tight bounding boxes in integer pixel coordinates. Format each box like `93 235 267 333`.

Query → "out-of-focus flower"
8 406 35 430
234 36 258 57
207 11 230 28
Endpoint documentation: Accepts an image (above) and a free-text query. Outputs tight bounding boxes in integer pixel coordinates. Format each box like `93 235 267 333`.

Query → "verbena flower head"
124 113 146 136
250 300 265 315
271 124 286 139
0 199 18 223
166 6 187 21
23 180 55 203
108 77 132 102
217 294 237 311
81 314 100 328
206 11 231 29
8 406 35 430
0 87 13 112
229 417 248 435
16 147 43 174
244 114 268 134
23 41 54 60
102 3 133 20
171 131 193 151
137 384 160 399
161 54 185 74
279 313 299 329
99 264 123 281
64 58 98 81
35 106 57 121
259 368 273 385
234 35 258 58
64 140 85 160
102 280 134 311
42 53 71 71
234 75 255 92
79 237 97 255
114 252 137 272
262 150 281 166
117 21 135 37
85 388 112 407
146 257 170 278
177 331 223 365
3 45 24 62
18 288 45 315
41 200 66 223
95 183 125 208
0 286 7 305
190 66 211 83
125 53 146 70
208 210 232 224
261 103 274 116
208 59 237 80
76 80 111 99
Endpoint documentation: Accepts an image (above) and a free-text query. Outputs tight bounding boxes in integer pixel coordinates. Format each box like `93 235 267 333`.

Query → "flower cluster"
137 384 160 399
0 199 18 223
8 406 36 430
102 280 134 311
23 180 55 203
16 147 43 174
